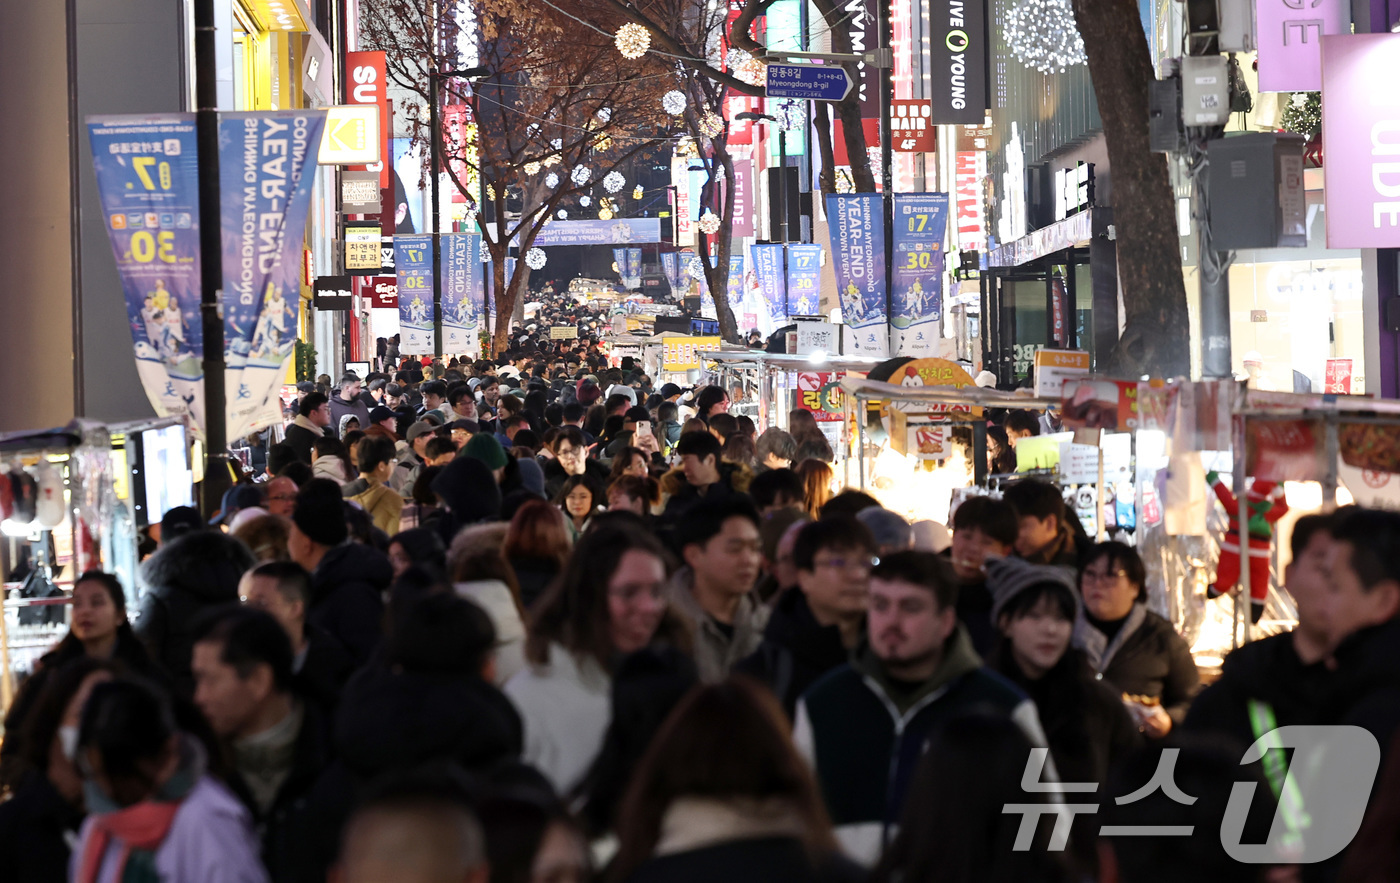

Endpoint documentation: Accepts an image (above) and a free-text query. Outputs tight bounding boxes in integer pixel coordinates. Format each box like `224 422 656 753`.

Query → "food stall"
698 350 886 439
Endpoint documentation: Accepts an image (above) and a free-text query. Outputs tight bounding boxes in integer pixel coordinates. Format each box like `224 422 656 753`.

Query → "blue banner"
87 115 205 426
825 194 887 357
626 247 642 289
724 253 744 324
218 111 326 438
751 244 787 329
787 244 822 316
891 193 950 357
441 233 480 357
531 218 662 246
396 235 434 355
613 247 627 280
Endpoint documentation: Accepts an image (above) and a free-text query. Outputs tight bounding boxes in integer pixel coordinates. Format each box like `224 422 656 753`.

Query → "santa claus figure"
1207 471 1288 623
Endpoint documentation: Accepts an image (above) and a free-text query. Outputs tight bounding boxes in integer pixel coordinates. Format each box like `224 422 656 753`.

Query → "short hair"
819 490 881 520
78 679 177 783
421 380 448 398
755 428 798 464
1081 541 1149 602
608 474 660 507
193 607 294 693
448 384 475 407
277 460 314 486
1289 511 1335 560
424 436 458 461
658 402 678 423
793 516 875 571
676 497 761 551
544 403 564 427
266 442 297 477
1004 410 1041 437
695 385 728 416
1331 506 1400 591
605 393 632 414
298 391 328 417
708 413 739 441
357 434 397 473
553 425 587 452
479 376 499 390
562 403 586 423
951 496 1020 548
502 413 529 432
675 430 721 462
748 468 805 511
387 592 496 675
1003 479 1066 523
870 550 959 611
248 560 312 606
344 766 487 875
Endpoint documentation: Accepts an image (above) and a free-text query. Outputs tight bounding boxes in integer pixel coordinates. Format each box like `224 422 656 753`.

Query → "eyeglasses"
814 555 878 572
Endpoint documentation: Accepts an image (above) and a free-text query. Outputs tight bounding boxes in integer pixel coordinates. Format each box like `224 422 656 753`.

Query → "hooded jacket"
668 568 769 683
660 462 753 523
308 543 393 666
793 626 1048 865
1072 603 1200 728
137 530 257 695
328 392 370 438
431 457 503 544
284 415 327 465
1185 631 1333 750
734 588 851 719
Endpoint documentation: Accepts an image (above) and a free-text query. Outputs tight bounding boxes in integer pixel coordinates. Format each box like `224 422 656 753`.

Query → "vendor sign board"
887 358 981 417
663 336 720 372
1247 417 1326 482
1033 349 1090 397
1062 379 1165 431
797 371 845 422
550 325 579 340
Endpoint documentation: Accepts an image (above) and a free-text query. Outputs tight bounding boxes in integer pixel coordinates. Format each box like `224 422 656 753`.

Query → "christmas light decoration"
485 184 496 201
1004 0 1086 74
687 256 706 280
525 247 547 270
676 136 699 158
633 185 644 200
524 161 541 175
698 211 721 235
604 171 626 193
598 207 615 220
557 209 568 219
663 90 687 115
580 195 592 207
1282 92 1321 136
736 57 767 86
545 172 560 188
596 107 612 124
699 113 723 138
614 23 651 59
570 166 591 186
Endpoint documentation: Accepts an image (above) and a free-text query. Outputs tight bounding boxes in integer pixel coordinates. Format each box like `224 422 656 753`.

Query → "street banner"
613 247 627 281
826 193 888 357
627 248 642 289
219 110 326 438
751 243 787 328
395 235 434 355
661 251 691 297
440 233 481 357
87 115 205 427
724 253 744 324
890 193 949 357
787 244 822 315
731 159 754 238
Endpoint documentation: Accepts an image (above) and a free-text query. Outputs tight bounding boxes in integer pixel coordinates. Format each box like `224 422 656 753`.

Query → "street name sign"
765 64 853 102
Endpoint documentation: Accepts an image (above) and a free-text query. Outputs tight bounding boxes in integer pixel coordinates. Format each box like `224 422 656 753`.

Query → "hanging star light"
632 185 644 200
525 247 547 270
570 166 592 186
524 161 541 175
1004 0 1087 74
580 195 592 207
699 113 724 138
662 90 687 115
676 136 699 158
598 206 615 220
603 171 626 193
545 172 560 188
698 211 721 235
687 256 706 281
614 22 651 59
558 209 569 219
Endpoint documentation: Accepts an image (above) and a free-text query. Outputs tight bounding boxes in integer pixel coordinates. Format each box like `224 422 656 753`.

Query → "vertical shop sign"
347 51 391 192
395 235 435 355
787 244 823 315
1051 275 1068 347
627 248 643 288
1322 34 1400 248
731 159 754 238
955 151 987 251
751 243 787 327
87 115 205 426
218 111 326 439
725 253 745 322
844 0 879 117
927 0 987 123
891 101 936 152
890 193 949 357
440 233 480 357
826 194 887 356
1258 0 1349 92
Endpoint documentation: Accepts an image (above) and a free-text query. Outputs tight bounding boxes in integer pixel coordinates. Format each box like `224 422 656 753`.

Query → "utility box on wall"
1206 132 1307 250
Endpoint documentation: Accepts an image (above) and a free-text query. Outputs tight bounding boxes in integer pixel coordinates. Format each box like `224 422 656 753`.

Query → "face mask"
58 725 80 761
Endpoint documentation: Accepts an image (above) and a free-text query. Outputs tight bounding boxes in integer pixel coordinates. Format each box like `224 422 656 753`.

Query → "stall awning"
839 377 1062 409
698 351 887 373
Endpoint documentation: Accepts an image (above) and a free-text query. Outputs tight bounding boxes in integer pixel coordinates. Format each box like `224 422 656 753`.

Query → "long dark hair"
607 446 648 484
608 677 836 883
49 571 141 665
0 657 123 793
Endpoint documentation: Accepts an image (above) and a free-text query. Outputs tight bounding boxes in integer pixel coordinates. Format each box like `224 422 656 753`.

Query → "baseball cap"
406 420 436 442
296 381 315 393
369 406 396 424
660 383 683 398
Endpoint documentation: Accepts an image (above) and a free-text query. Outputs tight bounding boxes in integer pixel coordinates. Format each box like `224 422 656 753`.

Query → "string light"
663 90 687 115
545 172 560 188
604 171 626 193
614 22 651 59
699 113 723 138
1004 0 1087 74
698 211 720 234
598 206 615 220
524 161 541 175
580 195 592 206
525 247 547 269
570 166 592 186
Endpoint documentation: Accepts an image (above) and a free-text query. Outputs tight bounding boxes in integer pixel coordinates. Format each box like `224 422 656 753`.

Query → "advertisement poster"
1246 418 1326 482
663 336 722 372
627 247 642 289
751 243 787 327
395 235 434 355
87 115 205 426
440 233 480 357
890 193 949 357
1325 358 1354 394
218 111 327 439
796 371 844 422
724 253 745 323
825 194 887 356
1323 35 1400 248
1259 0 1348 92
927 0 988 123
787 244 822 315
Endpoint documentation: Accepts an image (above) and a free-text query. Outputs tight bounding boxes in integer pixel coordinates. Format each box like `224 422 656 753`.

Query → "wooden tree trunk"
1072 0 1190 378
813 101 838 196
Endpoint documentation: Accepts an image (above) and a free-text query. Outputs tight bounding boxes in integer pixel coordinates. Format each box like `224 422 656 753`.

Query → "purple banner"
751 243 786 330
1323 34 1400 247
731 159 754 238
826 193 887 356
1258 0 1349 92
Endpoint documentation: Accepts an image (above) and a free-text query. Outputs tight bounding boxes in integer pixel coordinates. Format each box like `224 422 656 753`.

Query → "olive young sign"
928 0 987 124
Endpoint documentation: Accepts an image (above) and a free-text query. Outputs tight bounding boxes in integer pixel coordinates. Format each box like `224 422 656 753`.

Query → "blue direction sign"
765 63 854 102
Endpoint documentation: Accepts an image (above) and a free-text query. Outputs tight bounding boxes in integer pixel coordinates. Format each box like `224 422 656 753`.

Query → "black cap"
660 383 682 398
160 506 204 542
369 406 396 424
296 381 315 393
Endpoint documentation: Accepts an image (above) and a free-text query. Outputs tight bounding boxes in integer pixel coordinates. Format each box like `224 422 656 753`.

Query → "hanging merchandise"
1205 471 1287 624
34 462 64 529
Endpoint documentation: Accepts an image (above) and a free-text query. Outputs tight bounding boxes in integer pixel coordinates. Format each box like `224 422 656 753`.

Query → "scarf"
1074 602 1148 674
655 797 808 856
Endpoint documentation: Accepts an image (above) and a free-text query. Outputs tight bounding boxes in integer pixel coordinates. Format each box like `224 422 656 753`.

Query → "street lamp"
429 66 490 358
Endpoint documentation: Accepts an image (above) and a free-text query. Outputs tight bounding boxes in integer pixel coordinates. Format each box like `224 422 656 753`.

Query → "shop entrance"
983 249 1095 386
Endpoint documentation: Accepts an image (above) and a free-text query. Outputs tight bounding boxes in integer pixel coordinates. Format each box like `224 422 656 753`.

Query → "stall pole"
857 396 867 491
0 596 11 710
1323 412 1339 511
1097 443 1107 542
972 421 988 485
195 0 230 515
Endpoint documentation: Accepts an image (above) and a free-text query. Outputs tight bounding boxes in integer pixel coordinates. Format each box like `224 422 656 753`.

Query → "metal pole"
878 0 895 356
1198 156 1231 378
429 73 443 361
780 128 790 318
195 0 229 514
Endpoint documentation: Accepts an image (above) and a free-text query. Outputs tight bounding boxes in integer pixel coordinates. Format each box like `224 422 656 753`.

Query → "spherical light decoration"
698 211 721 235
603 171 626 193
633 185 644 200
580 195 592 207
735 57 767 86
676 136 699 158
543 155 561 168
557 209 568 219
545 172 560 188
596 106 613 124
699 113 723 138
687 256 706 280
524 161 541 175
1004 0 1087 74
525 247 547 270
570 166 592 186
614 22 651 59
662 90 687 115
598 207 615 220
485 184 496 201
592 135 613 152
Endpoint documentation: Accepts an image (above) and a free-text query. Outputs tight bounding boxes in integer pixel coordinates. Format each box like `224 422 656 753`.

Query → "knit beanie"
984 556 1080 624
292 478 349 547
462 433 508 471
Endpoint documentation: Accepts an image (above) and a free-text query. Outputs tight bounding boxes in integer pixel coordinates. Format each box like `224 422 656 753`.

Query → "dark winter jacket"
1319 620 1400 763
1073 604 1200 728
283 419 327 465
955 576 997 658
509 555 561 611
136 530 257 695
794 626 1046 865
734 588 851 718
430 457 503 545
293 624 356 716
308 543 392 667
327 392 370 439
1020 525 1094 570
626 836 865 883
0 770 83 883
659 462 752 524
541 457 611 500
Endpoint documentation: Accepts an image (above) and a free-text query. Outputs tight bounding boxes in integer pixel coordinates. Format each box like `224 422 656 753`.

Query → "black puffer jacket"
136 531 256 695
308 543 392 667
734 588 851 718
1185 631 1333 752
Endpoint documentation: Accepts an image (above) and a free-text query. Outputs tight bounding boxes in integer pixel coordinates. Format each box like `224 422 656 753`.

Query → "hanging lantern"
614 22 651 59
632 185 644 200
525 247 547 270
603 171 626 193
699 113 723 138
698 211 721 235
570 166 592 186
523 161 541 175
545 172 560 188
662 90 687 115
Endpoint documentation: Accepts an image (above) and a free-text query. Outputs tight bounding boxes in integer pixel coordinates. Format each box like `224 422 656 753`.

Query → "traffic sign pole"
878 0 896 358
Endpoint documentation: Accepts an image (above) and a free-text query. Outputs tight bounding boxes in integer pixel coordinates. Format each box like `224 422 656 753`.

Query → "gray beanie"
984 556 1080 624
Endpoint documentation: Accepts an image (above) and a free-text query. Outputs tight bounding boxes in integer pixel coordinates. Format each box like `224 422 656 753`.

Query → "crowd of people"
4 327 1400 882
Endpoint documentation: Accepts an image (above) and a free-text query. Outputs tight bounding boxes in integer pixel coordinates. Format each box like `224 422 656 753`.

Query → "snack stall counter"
698 350 885 438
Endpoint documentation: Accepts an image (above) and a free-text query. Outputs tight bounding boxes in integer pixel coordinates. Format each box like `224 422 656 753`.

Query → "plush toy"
1207 471 1288 623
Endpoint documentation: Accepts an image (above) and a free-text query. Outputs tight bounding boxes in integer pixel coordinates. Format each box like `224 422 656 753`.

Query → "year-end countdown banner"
826 194 887 357
787 244 822 315
890 193 950 358
440 233 482 357
395 235 434 355
751 243 787 328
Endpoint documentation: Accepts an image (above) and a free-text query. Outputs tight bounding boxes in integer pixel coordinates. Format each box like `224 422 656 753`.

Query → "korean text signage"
87 115 205 425
891 101 935 152
1032 349 1090 397
826 194 888 357
219 111 327 439
1260 0 1349 92
888 358 980 415
663 336 721 372
797 371 845 421
890 194 949 357
440 233 481 357
1322 35 1400 248
751 244 787 327
345 222 381 273
928 0 987 124
550 325 579 340
346 51 390 192
394 235 434 355
787 244 822 315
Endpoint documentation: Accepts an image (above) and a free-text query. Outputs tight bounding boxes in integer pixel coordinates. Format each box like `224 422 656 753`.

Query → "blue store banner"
750 244 787 328
613 247 627 280
890 193 950 357
723 253 744 323
440 233 481 357
825 194 887 357
786 244 822 316
395 235 434 355
87 115 205 427
626 247 642 288
218 111 326 438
